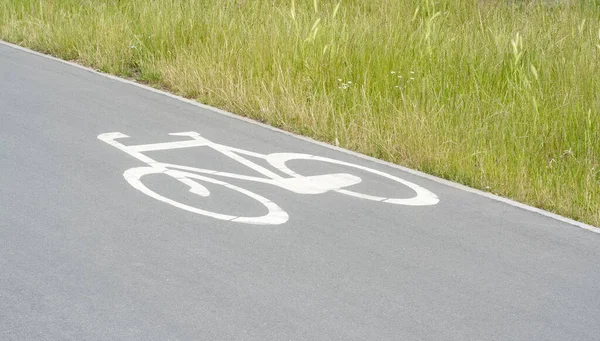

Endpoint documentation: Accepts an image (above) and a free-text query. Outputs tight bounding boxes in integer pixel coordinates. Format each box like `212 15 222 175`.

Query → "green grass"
1 0 599 227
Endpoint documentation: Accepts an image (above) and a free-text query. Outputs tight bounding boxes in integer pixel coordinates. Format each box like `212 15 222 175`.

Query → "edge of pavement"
2 39 597 234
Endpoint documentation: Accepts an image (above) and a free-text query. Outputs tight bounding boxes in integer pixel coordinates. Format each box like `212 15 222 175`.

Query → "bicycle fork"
98 132 215 197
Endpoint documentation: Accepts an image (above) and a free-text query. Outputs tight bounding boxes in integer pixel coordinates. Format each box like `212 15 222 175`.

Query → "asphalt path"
1 42 599 341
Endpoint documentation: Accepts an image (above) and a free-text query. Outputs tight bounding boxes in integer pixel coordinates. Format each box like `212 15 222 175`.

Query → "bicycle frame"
98 132 361 194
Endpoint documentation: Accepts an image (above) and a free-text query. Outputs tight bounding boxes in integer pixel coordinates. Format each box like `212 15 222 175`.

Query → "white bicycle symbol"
98 132 439 225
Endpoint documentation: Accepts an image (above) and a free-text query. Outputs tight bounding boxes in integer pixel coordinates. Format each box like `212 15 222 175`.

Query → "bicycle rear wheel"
266 153 439 206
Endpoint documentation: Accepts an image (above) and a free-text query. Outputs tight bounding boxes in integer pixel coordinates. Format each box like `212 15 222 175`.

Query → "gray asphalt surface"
1 42 599 341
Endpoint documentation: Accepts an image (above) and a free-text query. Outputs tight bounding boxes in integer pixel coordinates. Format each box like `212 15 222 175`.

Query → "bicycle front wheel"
123 167 289 225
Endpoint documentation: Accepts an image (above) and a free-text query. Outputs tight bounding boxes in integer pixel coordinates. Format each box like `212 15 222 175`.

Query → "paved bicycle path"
1 42 599 341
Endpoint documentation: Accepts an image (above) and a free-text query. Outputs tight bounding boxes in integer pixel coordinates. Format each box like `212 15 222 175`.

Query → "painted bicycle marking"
98 132 439 225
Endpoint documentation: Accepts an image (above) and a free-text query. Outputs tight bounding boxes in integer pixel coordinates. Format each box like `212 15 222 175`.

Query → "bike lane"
1 42 599 341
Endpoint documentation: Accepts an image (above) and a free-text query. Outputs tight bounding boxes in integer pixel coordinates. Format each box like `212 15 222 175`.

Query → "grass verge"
1 0 599 227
